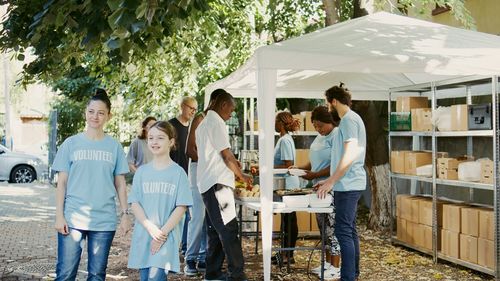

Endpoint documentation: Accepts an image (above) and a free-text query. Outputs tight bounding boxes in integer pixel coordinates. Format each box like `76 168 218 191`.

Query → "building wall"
431 0 500 35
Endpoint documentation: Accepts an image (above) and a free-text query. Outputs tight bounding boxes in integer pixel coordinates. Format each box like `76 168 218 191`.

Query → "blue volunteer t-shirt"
274 133 300 189
309 128 337 185
330 110 367 191
128 162 193 272
52 133 129 231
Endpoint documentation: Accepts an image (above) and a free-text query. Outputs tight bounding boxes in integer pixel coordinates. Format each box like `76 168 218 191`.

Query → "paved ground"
0 182 494 281
0 182 60 280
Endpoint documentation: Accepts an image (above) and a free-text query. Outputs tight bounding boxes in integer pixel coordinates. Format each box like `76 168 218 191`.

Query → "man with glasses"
169 96 198 256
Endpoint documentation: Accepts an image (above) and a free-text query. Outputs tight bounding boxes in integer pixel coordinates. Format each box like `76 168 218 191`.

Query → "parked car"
0 144 48 183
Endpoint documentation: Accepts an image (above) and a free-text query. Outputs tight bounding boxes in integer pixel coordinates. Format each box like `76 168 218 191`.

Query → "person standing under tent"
52 89 130 280
272 111 301 265
293 106 341 279
127 121 193 281
316 83 366 281
184 89 225 276
169 96 198 256
196 91 252 281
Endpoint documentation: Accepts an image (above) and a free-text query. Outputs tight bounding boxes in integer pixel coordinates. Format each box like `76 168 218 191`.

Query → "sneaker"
197 261 206 272
311 262 332 274
203 273 227 281
322 266 341 280
184 260 198 276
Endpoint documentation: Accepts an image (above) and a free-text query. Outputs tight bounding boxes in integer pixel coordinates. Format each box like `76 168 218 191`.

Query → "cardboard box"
396 194 413 218
460 234 478 264
292 114 304 131
413 223 425 248
441 229 460 258
480 159 494 184
311 213 319 232
399 196 418 222
406 221 417 245
410 197 420 223
396 96 428 112
301 111 315 131
450 104 468 131
443 204 465 232
438 168 458 180
461 207 480 237
297 211 310 232
479 208 494 240
437 158 461 170
295 149 310 168
422 224 441 251
419 199 444 226
397 218 407 242
391 151 408 174
478 238 494 269
411 108 432 131
405 151 432 175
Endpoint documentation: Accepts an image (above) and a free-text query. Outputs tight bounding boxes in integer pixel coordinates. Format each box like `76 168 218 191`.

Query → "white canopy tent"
204 12 500 281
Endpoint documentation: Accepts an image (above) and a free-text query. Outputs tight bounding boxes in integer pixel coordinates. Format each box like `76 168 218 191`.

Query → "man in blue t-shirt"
315 83 366 281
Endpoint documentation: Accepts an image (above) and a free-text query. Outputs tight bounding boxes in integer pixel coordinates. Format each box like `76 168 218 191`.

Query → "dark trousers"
334 190 362 281
202 184 246 281
281 212 298 257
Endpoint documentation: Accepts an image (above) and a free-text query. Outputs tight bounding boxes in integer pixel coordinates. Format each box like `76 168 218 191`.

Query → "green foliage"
0 0 210 84
375 0 475 29
52 97 86 146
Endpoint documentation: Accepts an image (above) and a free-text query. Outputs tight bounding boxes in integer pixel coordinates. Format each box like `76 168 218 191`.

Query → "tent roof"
206 12 500 101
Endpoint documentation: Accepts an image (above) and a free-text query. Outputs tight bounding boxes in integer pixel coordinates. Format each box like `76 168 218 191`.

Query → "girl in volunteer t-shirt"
127 121 192 281
52 89 130 280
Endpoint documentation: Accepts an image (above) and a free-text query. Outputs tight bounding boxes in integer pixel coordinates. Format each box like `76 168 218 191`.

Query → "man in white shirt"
196 91 252 281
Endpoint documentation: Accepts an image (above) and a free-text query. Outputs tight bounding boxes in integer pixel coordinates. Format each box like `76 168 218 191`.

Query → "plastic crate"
390 112 411 131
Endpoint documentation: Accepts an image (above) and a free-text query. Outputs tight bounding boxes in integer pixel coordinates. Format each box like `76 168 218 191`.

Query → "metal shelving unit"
388 76 500 279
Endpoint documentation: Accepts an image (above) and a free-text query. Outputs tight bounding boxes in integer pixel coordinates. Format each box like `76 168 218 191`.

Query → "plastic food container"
282 195 309 208
308 193 333 208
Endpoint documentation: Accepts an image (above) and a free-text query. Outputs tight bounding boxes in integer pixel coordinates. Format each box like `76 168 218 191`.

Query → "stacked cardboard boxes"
478 208 494 269
437 158 460 180
441 203 464 258
439 204 494 269
393 97 429 131
395 195 441 251
411 108 432 131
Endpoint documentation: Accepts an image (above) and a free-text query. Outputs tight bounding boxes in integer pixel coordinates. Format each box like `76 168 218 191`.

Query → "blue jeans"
186 163 207 263
334 191 362 281
56 228 115 281
139 267 167 281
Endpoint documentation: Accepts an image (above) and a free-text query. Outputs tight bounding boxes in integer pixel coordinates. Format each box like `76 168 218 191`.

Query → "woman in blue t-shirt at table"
127 121 192 281
52 89 130 280
293 106 341 279
273 111 301 264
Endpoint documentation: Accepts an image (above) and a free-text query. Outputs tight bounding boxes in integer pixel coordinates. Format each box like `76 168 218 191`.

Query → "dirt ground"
106 207 494 281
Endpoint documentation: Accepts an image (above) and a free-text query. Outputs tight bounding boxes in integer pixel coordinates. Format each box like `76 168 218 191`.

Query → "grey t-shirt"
127 138 153 168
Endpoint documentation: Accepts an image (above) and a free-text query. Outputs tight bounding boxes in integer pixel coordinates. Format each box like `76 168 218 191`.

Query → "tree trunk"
322 0 341 26
367 164 392 231
353 99 391 233
353 0 375 18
